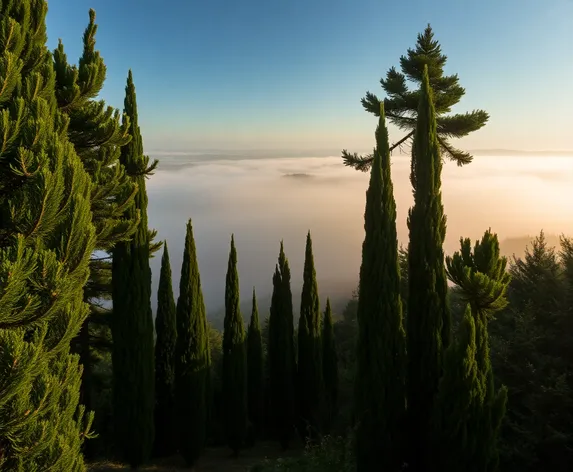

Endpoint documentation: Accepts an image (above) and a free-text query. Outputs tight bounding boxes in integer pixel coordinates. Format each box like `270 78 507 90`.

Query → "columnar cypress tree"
111 71 155 468
268 242 296 449
296 231 323 441
342 24 488 171
247 288 264 437
406 65 450 472
321 298 338 433
52 10 141 415
354 102 406 471
436 230 510 471
154 242 177 457
223 235 248 456
0 1 96 468
175 220 210 466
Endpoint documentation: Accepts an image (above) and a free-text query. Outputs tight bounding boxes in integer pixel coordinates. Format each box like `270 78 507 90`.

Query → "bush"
250 435 355 472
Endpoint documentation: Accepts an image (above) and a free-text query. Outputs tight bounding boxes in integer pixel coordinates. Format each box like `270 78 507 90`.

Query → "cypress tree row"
247 288 264 437
321 298 338 434
175 220 210 466
52 9 137 416
154 242 178 457
354 102 406 472
111 71 156 467
222 235 248 456
342 25 488 171
435 230 510 471
406 65 450 472
268 242 296 449
296 231 323 441
0 0 96 468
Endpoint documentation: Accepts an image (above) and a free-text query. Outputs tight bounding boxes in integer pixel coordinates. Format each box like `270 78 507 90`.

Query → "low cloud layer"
147 152 573 317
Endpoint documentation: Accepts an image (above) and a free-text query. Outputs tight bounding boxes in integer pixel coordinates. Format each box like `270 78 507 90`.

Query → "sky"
45 0 573 153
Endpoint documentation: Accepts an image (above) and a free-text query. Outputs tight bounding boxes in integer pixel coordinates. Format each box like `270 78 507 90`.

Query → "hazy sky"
46 0 573 153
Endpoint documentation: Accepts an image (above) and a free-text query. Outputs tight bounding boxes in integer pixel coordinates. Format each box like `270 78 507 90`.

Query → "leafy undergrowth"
250 436 354 472
88 442 303 472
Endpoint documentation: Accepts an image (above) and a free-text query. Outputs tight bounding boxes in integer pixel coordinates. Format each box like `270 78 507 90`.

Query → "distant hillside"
499 233 563 259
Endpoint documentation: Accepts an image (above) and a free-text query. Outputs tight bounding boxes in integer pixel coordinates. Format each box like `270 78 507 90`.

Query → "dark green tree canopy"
342 24 488 171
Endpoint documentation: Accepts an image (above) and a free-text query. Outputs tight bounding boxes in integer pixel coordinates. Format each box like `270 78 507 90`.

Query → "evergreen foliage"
154 242 177 457
296 231 323 441
354 102 406 471
247 288 264 437
0 0 97 468
342 24 488 171
223 235 248 455
111 71 155 467
405 65 450 471
175 220 210 466
321 298 338 433
52 10 138 416
268 242 296 449
435 230 510 471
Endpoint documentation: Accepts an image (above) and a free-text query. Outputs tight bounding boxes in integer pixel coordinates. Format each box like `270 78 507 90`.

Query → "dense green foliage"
154 242 177 457
53 10 136 419
342 24 488 171
354 102 406 471
0 0 97 468
223 236 248 455
175 220 210 466
321 299 338 434
111 71 156 467
405 65 450 471
297 231 323 442
247 288 265 437
434 231 510 471
268 243 296 449
490 233 573 472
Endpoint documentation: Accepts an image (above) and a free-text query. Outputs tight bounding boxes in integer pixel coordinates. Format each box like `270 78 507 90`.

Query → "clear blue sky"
46 0 573 153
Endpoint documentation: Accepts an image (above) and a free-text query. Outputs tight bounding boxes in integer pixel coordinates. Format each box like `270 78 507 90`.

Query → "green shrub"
251 435 355 472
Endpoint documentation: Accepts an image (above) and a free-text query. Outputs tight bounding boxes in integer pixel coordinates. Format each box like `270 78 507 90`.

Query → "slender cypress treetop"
342 24 488 171
0 1 96 468
268 242 296 449
247 288 264 436
111 70 155 468
321 298 338 434
406 65 450 472
354 102 406 472
154 241 178 457
296 231 323 441
175 219 209 467
223 235 248 456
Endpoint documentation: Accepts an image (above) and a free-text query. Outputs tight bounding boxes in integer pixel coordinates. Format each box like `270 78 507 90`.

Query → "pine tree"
52 10 144 417
354 102 406 471
321 298 338 434
436 230 510 471
247 288 264 437
154 242 177 457
296 231 323 441
111 71 155 467
405 65 450 472
268 242 296 449
342 24 488 171
0 0 97 468
222 235 248 456
175 220 210 466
